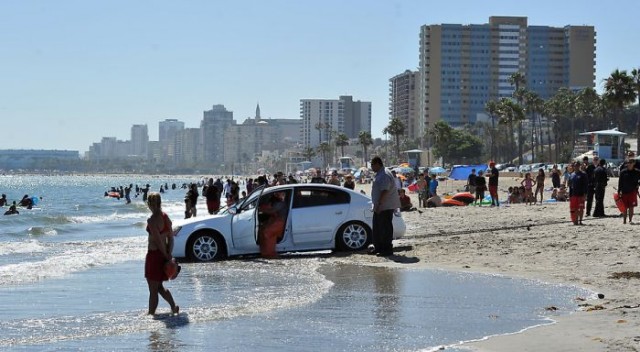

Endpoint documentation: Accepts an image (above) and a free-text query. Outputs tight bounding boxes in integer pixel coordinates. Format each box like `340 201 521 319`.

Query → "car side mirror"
228 206 237 215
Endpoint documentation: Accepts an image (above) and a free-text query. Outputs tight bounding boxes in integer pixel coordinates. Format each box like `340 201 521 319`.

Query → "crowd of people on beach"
393 151 640 226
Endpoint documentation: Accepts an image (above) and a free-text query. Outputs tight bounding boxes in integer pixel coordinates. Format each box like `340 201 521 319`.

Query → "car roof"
260 183 369 199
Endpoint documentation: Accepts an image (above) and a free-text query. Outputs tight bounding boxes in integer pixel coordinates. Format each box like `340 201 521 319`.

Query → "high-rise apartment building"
159 119 185 164
418 16 596 134
389 70 420 141
200 105 235 166
300 96 371 148
130 124 149 157
175 128 201 167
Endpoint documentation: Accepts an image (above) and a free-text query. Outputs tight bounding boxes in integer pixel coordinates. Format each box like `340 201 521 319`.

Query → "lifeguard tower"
577 128 627 162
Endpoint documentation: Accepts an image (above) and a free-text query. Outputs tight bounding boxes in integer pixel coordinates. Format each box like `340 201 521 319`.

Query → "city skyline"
2 1 639 152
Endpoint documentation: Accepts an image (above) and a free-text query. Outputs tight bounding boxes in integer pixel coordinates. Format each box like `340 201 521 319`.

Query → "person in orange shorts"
568 162 588 225
258 192 287 258
618 159 640 224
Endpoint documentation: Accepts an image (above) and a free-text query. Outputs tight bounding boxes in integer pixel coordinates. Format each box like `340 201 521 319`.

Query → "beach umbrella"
393 166 414 174
428 166 446 174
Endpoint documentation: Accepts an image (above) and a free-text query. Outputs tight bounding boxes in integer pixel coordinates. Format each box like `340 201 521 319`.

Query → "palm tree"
576 87 599 131
543 97 563 162
603 69 636 130
555 87 578 152
523 90 541 162
301 146 316 162
335 133 349 157
497 98 525 163
357 131 373 166
383 117 405 163
314 121 324 145
485 100 499 161
509 72 526 164
631 68 640 153
428 120 453 167
317 142 331 170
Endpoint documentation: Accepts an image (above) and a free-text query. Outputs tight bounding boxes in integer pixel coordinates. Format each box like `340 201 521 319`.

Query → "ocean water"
0 176 592 351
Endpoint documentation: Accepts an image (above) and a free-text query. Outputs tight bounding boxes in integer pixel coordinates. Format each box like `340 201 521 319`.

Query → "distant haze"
1 0 638 152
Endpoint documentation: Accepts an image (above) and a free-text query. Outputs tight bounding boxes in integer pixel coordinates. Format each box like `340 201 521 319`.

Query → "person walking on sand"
475 170 486 206
369 156 400 256
569 162 588 225
520 172 536 205
551 164 561 189
144 192 179 316
487 161 500 207
617 159 640 224
584 156 598 216
534 168 545 204
593 158 608 217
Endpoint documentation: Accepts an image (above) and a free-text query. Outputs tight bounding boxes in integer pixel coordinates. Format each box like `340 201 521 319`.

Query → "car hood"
172 213 231 228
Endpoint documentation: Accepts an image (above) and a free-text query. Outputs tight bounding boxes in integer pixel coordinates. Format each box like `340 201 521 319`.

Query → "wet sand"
343 177 640 351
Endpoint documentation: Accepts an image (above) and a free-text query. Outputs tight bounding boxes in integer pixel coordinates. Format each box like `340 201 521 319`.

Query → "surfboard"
613 193 627 214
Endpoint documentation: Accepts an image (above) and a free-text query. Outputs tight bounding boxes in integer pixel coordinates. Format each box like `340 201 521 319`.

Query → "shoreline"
343 178 640 351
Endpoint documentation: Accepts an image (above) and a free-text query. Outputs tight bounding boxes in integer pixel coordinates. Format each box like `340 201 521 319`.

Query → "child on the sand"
534 169 545 204
475 170 486 206
520 173 536 205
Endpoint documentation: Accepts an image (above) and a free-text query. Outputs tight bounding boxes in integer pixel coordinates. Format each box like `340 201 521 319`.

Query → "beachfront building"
158 119 185 164
389 70 420 141
300 96 371 148
130 124 149 158
222 104 301 172
200 104 235 167
0 149 79 170
418 16 596 135
174 128 202 168
87 137 131 160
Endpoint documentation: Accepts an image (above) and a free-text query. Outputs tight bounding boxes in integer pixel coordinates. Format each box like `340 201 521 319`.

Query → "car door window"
293 188 350 208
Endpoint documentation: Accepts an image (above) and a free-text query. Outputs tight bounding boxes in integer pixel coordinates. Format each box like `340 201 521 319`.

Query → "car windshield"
224 184 267 214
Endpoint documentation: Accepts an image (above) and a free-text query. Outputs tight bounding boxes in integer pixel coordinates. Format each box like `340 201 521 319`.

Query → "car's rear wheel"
187 231 227 262
336 221 370 251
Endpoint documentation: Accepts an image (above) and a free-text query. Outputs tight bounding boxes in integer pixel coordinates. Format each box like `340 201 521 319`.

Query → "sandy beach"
335 177 640 352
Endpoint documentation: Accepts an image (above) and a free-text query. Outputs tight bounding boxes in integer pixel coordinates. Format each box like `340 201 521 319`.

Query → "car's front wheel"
336 221 370 251
187 231 227 262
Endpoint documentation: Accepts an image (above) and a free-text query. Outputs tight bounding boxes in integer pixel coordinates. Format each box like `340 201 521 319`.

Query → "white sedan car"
171 184 406 262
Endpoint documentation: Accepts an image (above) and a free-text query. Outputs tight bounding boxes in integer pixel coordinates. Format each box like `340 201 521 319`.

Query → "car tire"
187 231 227 262
335 221 371 251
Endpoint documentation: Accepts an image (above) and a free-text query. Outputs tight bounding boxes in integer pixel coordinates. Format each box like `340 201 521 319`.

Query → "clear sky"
1 0 638 153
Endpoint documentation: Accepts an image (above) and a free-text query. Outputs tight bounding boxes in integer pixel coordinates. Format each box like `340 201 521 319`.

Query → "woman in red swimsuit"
145 192 179 315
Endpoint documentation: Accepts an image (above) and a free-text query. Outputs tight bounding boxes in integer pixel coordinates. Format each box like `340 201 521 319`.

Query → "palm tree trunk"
547 121 553 163
490 115 496 161
530 112 535 163
636 113 640 154
570 117 576 154
518 121 524 164
537 113 543 160
554 124 559 162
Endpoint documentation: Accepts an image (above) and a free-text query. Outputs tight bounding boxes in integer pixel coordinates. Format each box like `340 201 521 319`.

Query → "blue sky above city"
1 0 638 152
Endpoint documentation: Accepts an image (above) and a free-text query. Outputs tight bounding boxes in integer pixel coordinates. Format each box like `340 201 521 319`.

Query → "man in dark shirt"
487 162 499 207
310 169 327 184
467 169 477 194
618 159 640 224
593 159 608 217
584 156 597 216
619 151 640 173
569 162 588 225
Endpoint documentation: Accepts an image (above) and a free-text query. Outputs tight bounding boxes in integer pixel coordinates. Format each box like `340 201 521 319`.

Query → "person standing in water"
145 192 179 316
